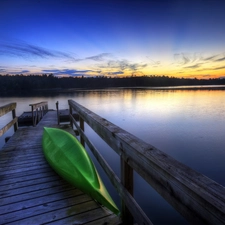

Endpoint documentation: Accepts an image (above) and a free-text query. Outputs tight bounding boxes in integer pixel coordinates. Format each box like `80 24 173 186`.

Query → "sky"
0 0 225 79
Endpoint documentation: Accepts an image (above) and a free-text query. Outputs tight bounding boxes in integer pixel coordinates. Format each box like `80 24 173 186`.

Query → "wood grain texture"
0 103 16 117
69 99 225 225
70 114 152 225
0 103 18 137
0 110 121 225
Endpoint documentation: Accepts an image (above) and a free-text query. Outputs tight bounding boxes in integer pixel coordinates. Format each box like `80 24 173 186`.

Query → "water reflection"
0 88 225 224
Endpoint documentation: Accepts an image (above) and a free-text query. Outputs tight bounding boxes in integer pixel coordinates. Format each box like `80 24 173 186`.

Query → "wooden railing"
68 99 225 225
29 101 48 126
0 103 18 138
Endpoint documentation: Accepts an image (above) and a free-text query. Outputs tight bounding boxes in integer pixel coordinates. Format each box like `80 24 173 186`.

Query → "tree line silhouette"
0 74 225 95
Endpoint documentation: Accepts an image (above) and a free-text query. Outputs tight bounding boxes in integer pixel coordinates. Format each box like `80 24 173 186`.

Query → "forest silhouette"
1 74 225 95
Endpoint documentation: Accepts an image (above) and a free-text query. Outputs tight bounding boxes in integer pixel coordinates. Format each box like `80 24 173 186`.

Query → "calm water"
1 87 225 224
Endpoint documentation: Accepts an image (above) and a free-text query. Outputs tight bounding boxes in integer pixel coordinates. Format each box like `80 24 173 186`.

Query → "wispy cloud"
105 71 124 76
148 58 161 67
213 66 225 70
184 63 202 69
0 69 31 74
20 70 30 73
203 55 219 61
214 56 225 62
174 53 201 66
85 53 112 61
41 69 93 77
197 65 225 72
0 40 117 66
100 59 147 71
203 54 225 62
174 52 225 73
0 40 77 61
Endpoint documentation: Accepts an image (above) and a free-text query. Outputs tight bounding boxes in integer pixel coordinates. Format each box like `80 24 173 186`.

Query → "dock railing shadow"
0 102 18 142
68 99 225 225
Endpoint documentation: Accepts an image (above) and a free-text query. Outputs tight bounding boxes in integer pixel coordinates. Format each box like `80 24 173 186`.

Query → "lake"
1 86 225 224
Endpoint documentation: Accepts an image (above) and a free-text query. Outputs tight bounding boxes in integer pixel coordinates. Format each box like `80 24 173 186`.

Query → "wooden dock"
0 111 122 224
18 109 79 127
2 101 225 224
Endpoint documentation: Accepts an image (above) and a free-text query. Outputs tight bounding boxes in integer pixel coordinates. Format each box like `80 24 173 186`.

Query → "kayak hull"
42 127 119 215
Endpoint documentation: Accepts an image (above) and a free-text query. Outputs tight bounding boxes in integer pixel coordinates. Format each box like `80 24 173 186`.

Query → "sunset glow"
1 0 225 79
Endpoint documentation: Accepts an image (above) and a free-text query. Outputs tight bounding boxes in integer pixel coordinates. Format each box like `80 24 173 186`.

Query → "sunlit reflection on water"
1 87 224 224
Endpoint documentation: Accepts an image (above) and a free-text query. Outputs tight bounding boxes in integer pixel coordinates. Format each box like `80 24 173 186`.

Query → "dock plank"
0 111 121 225
0 188 83 215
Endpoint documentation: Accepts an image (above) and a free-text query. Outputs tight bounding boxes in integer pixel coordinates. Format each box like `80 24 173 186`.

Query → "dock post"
31 105 35 126
69 104 73 127
56 101 59 125
80 117 85 147
12 106 18 132
121 159 134 224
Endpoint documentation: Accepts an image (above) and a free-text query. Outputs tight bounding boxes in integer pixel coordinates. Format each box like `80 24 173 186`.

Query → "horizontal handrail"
68 99 225 224
29 101 48 110
70 114 153 224
0 102 16 117
0 103 18 137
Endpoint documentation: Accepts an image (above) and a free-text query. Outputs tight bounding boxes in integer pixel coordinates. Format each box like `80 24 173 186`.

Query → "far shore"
1 84 225 97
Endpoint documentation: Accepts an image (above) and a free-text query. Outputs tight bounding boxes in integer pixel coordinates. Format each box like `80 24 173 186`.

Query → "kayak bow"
42 127 119 215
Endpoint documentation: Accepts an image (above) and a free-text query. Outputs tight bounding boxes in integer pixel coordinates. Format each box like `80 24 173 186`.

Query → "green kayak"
42 127 119 215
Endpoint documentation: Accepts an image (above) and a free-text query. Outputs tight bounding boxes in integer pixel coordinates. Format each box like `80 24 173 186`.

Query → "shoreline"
1 84 225 97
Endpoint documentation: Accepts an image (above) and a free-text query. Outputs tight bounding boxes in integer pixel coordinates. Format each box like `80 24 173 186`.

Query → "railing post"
121 158 134 225
41 105 44 118
56 101 59 125
79 117 85 147
35 108 38 126
31 105 34 126
12 108 18 132
69 104 73 128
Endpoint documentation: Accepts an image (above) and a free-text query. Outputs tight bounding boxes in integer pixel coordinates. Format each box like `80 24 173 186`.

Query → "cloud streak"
0 40 77 61
99 59 148 71
174 52 225 74
41 69 94 77
85 53 112 61
184 63 202 69
0 40 117 66
174 53 201 66
214 56 225 62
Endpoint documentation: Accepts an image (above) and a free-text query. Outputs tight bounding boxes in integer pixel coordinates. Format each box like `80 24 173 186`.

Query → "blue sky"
1 0 225 78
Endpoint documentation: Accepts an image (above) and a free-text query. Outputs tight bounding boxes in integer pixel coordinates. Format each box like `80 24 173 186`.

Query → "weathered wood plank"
121 159 134 224
0 102 18 136
0 167 54 183
29 101 48 111
0 175 61 192
69 99 225 224
0 103 16 117
0 162 49 175
1 194 92 224
0 154 44 165
0 183 75 206
0 110 121 225
85 214 122 225
0 173 56 189
45 207 116 225
0 117 18 137
0 188 83 215
0 179 73 199
4 200 100 225
70 113 152 225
